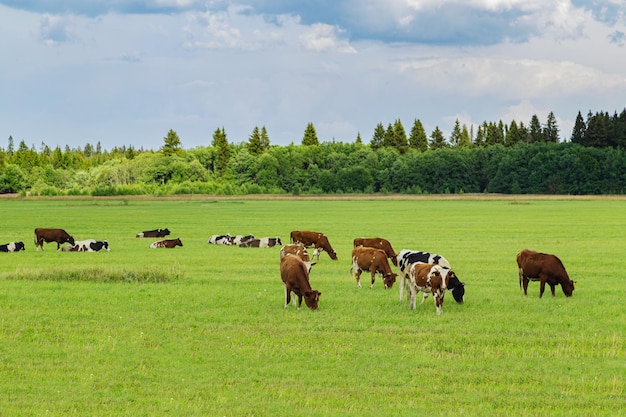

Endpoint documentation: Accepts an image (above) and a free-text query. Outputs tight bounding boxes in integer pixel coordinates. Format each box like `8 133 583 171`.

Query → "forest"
1 109 626 196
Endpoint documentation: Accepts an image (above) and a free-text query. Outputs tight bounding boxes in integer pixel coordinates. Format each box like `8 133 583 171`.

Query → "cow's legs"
420 292 429 305
522 277 530 296
370 269 376 289
399 276 405 302
296 294 303 310
355 270 362 288
549 283 556 297
284 285 291 308
539 279 546 298
408 286 417 309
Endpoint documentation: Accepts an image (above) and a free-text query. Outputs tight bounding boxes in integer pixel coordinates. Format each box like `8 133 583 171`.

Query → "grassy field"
0 197 624 416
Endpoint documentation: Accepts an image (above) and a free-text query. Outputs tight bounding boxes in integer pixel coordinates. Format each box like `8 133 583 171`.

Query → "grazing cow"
0 241 25 252
136 228 171 238
397 249 465 304
62 239 110 252
290 230 337 260
233 234 255 245
517 249 575 297
280 244 316 273
350 246 397 289
208 234 234 245
353 237 398 266
407 263 447 315
280 254 321 310
239 237 282 248
34 228 75 251
150 238 183 249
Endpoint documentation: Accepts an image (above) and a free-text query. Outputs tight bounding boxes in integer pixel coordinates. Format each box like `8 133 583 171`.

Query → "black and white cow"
397 249 465 304
208 234 234 245
239 237 282 248
233 234 255 245
62 239 110 252
0 241 25 252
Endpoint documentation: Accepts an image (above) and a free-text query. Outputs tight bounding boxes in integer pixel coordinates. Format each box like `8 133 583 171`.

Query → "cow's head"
383 272 397 289
102 241 110 251
303 290 321 310
562 279 575 297
175 238 183 247
328 250 338 260
447 271 465 303
163 228 171 236
67 236 75 246
15 242 26 251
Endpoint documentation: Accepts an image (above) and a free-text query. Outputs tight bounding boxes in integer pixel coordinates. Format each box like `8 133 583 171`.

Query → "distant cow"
62 239 110 252
150 238 183 249
397 249 465 304
280 253 321 310
407 263 447 315
136 228 171 238
280 244 315 273
350 246 397 289
517 249 575 297
290 230 337 260
34 228 75 251
233 234 254 245
208 234 234 245
0 241 25 252
354 237 398 266
239 237 282 248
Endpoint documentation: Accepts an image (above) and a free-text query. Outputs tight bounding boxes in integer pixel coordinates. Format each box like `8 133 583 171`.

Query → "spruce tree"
247 126 263 155
161 129 183 156
212 127 230 175
408 119 428 152
449 119 462 147
544 111 560 142
260 126 270 150
393 119 408 153
429 126 447 149
571 111 586 144
459 124 472 147
370 123 385 150
529 115 543 143
302 122 319 146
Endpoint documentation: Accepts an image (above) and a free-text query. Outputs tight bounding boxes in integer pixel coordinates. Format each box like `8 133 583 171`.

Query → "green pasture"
0 197 624 416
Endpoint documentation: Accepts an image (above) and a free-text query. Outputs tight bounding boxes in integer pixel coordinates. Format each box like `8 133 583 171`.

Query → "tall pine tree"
370 123 385 150
302 123 319 146
160 129 183 156
212 127 230 175
408 119 428 151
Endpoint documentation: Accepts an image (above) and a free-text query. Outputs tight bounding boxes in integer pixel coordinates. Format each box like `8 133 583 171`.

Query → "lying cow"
136 228 171 238
350 246 397 289
397 249 465 304
290 230 337 260
208 234 234 245
517 249 575 297
407 263 447 315
62 239 110 252
354 237 398 266
0 241 25 252
232 234 254 245
34 228 75 251
280 253 321 310
280 244 315 273
239 237 282 248
150 238 183 249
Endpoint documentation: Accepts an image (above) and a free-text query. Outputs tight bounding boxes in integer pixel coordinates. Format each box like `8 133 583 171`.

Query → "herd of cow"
1 228 576 314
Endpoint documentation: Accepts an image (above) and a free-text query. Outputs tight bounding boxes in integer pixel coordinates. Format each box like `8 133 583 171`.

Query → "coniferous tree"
260 126 270 150
544 111 559 142
355 132 362 145
212 127 230 174
382 123 394 148
302 122 319 146
529 115 543 143
392 119 408 153
370 123 385 150
7 136 14 154
429 126 447 149
449 119 462 147
571 111 586 144
459 124 472 147
161 129 183 156
247 126 263 155
506 120 522 146
408 119 428 151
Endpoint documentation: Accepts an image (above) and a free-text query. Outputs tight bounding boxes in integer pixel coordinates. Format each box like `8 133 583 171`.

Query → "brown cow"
150 238 183 248
280 254 321 310
280 244 316 273
407 263 446 315
350 246 397 289
290 230 337 260
517 249 575 297
353 237 398 266
34 228 75 251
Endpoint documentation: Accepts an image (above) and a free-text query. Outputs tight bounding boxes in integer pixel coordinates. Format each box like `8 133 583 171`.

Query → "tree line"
1 109 626 196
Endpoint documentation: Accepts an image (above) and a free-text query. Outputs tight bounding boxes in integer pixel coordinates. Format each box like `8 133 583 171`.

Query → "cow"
280 244 316 273
136 228 171 238
232 234 255 245
290 230 337 260
34 228 75 251
350 246 397 289
0 241 25 252
62 239 110 252
208 234 234 245
517 249 575 297
239 237 282 248
397 249 465 304
407 263 447 315
353 237 398 266
280 253 321 310
150 238 183 249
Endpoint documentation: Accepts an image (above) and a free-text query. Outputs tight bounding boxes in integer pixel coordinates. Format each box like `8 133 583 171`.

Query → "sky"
1 1 625 151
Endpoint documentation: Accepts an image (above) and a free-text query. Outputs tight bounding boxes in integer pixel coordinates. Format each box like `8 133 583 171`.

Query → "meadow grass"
0 197 624 416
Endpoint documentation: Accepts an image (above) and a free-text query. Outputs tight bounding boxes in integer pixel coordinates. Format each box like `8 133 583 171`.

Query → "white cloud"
299 23 356 53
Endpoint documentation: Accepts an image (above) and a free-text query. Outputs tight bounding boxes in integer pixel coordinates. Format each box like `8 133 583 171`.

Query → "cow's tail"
518 268 523 290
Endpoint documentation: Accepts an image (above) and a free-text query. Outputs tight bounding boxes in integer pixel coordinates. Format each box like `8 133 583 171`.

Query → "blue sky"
1 0 625 151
